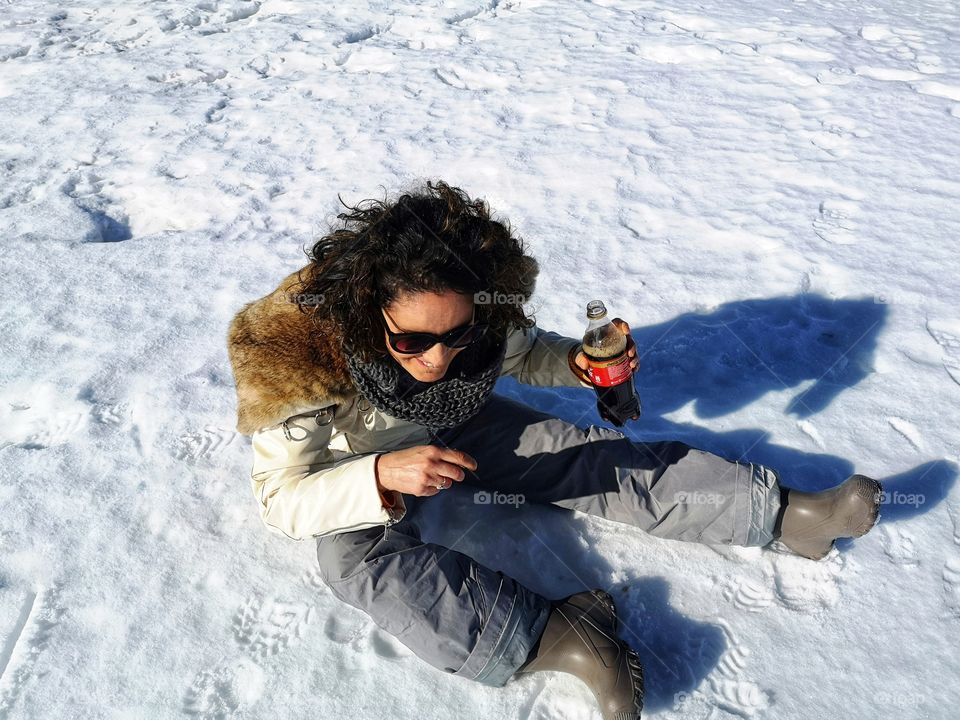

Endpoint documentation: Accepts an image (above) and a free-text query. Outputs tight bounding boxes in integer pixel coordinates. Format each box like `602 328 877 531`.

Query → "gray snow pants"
315 393 782 687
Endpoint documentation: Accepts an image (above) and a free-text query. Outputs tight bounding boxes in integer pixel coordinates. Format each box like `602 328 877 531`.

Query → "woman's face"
382 289 475 382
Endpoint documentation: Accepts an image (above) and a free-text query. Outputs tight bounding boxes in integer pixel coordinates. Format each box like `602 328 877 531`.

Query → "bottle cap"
586 300 607 320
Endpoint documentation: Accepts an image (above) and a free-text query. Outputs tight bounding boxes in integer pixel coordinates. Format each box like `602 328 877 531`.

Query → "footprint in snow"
172 425 237 463
300 564 330 591
924 320 960 388
769 544 845 612
723 577 776 613
18 411 86 449
672 621 772 718
183 657 264 719
813 198 860 245
707 622 772 717
232 595 314 661
321 610 411 661
942 558 960 618
880 525 919 568
91 401 132 428
161 1 262 36
323 613 370 646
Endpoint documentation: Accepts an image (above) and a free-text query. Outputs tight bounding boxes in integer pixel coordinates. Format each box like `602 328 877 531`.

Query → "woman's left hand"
574 317 639 375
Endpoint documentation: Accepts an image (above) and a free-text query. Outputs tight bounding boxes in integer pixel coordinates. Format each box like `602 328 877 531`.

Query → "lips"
416 358 441 370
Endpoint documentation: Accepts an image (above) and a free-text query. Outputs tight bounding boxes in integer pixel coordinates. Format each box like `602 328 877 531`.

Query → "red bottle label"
586 353 632 387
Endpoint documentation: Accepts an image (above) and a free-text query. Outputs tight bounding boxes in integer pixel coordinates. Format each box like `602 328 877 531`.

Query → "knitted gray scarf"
343 335 507 430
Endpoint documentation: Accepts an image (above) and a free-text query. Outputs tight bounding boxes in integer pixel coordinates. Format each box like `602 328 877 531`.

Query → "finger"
441 448 477 471
435 461 467 482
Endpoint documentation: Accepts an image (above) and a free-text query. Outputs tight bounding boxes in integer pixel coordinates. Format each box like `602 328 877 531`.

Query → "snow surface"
1 0 959 718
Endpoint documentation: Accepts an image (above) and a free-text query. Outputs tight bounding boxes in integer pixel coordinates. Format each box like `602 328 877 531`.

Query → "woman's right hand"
375 445 478 497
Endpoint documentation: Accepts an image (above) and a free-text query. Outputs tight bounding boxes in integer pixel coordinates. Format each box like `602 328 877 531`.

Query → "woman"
226 180 881 719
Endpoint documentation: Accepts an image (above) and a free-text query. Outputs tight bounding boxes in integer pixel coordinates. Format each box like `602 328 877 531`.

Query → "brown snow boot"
776 474 883 560
516 589 644 720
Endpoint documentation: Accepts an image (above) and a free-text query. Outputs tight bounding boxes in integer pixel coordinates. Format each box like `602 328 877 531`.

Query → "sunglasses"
381 306 489 355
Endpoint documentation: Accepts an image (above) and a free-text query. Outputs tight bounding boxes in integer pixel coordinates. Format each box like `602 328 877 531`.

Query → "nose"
420 343 451 367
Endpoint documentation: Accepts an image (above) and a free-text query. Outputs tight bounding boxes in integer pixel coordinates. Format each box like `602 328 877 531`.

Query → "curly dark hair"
290 180 540 362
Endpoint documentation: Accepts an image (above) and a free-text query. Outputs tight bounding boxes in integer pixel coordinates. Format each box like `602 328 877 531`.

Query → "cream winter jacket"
227 267 592 541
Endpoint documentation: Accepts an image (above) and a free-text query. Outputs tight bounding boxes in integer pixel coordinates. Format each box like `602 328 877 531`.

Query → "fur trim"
226 268 357 435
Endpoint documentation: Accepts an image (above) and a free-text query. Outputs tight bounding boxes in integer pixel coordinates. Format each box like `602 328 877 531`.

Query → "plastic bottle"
581 300 641 426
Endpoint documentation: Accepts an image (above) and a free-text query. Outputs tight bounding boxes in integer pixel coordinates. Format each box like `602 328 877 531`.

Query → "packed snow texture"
1 0 959 718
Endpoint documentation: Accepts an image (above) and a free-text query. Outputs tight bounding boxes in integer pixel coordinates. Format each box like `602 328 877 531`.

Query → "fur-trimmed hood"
226 268 359 435
227 257 545 435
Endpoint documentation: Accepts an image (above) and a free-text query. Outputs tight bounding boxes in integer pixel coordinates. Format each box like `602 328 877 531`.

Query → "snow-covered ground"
1 0 959 717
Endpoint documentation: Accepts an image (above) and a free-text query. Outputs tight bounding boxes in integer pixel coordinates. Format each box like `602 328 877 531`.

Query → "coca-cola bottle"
581 300 641 426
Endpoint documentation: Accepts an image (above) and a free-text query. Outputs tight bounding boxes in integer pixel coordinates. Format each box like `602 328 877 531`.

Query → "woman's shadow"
507 293 956 519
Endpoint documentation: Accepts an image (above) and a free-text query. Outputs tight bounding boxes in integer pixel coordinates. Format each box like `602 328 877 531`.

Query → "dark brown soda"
581 300 641 426
582 348 641 425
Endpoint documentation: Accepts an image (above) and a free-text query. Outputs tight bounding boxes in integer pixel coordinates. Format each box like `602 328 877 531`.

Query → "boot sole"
624 646 645 717
848 474 883 537
592 589 644 718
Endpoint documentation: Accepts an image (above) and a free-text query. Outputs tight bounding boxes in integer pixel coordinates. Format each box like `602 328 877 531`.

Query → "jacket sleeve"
249 409 406 541
501 322 594 389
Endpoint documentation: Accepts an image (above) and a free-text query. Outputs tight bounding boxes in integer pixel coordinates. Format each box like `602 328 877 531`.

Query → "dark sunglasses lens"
393 335 434 354
391 323 488 354
447 323 487 347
